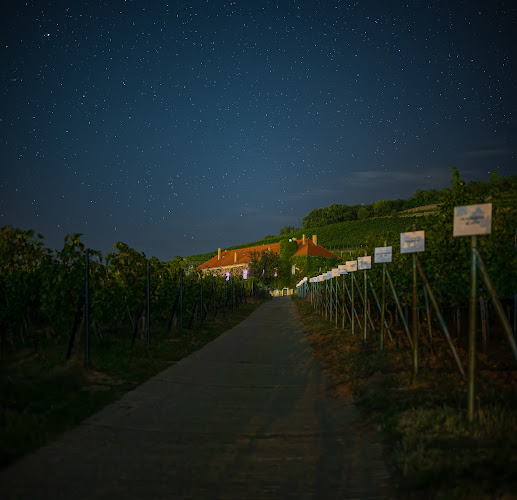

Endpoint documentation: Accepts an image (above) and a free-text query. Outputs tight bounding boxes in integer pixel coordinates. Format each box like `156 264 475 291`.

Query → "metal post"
335 277 339 327
423 285 432 346
212 275 216 318
199 278 203 329
412 253 418 378
380 263 386 351
385 266 413 348
368 274 392 342
344 276 361 328
85 249 90 368
416 256 465 377
468 235 477 423
179 268 183 335
364 266 367 343
231 277 234 312
354 272 376 331
476 249 517 359
514 293 517 346
351 273 355 335
342 274 346 329
146 261 150 349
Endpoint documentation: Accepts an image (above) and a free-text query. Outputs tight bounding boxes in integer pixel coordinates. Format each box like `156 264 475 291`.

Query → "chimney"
302 234 306 245
234 251 237 263
312 235 317 246
218 248 221 260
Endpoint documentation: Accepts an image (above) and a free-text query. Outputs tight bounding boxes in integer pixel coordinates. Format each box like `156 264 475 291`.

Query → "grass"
294 296 517 500
0 300 267 469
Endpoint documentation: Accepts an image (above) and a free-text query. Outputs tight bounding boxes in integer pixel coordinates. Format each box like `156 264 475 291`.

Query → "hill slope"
186 214 433 264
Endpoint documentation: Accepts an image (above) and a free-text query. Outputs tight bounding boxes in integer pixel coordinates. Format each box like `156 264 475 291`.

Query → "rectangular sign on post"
453 203 492 237
357 256 372 270
345 260 358 272
374 246 392 263
400 231 425 253
338 264 348 274
331 268 340 277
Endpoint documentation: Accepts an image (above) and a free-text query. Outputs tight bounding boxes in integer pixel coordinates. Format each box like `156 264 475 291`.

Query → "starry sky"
1 1 516 260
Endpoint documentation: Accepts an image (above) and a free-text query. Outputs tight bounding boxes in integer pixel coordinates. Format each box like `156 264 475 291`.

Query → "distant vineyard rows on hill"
187 171 516 264
186 215 429 263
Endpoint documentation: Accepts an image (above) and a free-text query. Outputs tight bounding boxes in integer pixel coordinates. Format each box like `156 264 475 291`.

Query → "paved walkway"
1 297 395 499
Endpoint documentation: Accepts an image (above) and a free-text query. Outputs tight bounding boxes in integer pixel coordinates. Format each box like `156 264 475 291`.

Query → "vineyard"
0 231 271 466
0 231 270 358
292 172 517 498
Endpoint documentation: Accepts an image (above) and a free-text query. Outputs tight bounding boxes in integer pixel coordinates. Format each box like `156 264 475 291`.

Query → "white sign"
400 231 425 253
243 269 248 280
338 264 348 275
357 256 372 270
331 268 340 277
374 246 392 263
345 260 358 272
453 203 492 237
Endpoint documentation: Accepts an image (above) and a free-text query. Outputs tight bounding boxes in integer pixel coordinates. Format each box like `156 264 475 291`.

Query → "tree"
372 199 392 217
279 225 295 235
247 249 281 287
357 207 370 220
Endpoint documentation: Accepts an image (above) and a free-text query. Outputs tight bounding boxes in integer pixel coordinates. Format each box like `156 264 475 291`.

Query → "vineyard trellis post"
400 229 425 377
212 275 216 318
476 250 517 359
381 262 386 352
423 285 433 347
412 252 418 378
146 260 150 349
364 259 367 343
351 270 355 335
385 266 412 348
468 235 477 422
199 276 203 329
179 268 183 335
367 275 393 343
452 202 507 422
85 249 90 368
415 256 464 376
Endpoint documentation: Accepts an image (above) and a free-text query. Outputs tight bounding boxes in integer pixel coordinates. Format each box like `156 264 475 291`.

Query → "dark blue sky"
1 0 516 260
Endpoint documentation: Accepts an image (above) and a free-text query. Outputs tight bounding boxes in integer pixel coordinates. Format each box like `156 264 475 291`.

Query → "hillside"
186 213 433 264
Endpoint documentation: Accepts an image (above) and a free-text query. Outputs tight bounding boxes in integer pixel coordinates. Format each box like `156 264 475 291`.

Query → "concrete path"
1 297 395 499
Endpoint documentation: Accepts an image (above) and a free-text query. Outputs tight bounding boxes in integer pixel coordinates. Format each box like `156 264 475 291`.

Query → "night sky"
1 1 516 260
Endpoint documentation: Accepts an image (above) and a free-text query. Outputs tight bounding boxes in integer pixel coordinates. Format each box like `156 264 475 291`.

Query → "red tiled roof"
198 243 280 270
198 237 340 270
292 238 340 259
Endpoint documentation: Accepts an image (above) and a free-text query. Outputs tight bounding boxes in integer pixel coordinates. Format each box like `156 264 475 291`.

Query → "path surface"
1 297 395 499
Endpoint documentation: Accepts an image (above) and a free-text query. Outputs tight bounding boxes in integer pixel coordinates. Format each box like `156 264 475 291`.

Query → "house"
198 234 340 279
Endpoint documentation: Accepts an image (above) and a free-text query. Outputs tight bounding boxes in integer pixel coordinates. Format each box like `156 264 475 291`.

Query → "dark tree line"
297 172 516 230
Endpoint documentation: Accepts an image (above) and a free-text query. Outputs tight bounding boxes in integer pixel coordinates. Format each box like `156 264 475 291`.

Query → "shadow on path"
1 297 395 499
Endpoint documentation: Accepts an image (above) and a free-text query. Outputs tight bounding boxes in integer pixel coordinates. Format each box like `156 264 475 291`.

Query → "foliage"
299 174 514 228
295 295 517 499
247 249 281 287
279 238 297 258
357 207 370 220
279 225 296 235
0 229 269 357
